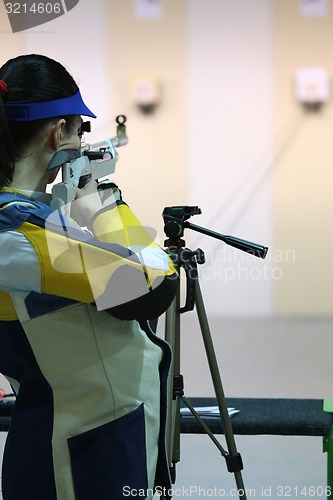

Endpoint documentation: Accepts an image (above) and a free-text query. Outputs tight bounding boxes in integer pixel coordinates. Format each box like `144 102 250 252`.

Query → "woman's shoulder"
0 229 41 293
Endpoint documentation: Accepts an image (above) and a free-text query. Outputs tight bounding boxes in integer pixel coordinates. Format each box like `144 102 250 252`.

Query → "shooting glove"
97 180 122 206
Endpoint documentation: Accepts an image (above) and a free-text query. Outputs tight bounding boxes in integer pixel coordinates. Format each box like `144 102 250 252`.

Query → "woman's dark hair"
0 54 79 188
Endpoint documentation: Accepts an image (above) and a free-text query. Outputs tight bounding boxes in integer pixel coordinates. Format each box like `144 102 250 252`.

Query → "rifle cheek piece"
49 116 128 215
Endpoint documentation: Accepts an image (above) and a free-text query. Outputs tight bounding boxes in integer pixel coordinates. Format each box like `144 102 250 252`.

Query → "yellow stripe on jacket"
0 290 18 321
16 202 176 310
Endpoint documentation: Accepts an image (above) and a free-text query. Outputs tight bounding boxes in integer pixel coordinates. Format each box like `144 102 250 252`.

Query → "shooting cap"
4 90 96 122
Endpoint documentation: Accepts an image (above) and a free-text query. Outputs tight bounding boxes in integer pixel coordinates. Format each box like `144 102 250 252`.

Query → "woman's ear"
50 118 67 151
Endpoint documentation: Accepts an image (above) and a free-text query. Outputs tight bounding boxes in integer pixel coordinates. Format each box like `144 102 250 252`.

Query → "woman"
0 54 177 500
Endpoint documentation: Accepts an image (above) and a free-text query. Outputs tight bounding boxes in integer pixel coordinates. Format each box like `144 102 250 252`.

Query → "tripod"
162 206 268 500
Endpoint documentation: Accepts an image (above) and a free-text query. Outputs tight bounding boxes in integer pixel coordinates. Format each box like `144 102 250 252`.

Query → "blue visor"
5 91 96 122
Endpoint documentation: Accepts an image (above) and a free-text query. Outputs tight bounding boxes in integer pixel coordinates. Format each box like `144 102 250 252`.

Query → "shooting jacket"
0 188 178 500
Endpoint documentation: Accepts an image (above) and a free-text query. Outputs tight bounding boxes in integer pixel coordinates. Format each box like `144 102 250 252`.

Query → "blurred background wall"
2 0 333 318
1 0 333 495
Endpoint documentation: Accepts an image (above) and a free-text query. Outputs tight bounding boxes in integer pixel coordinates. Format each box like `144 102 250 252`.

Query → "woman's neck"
9 150 52 193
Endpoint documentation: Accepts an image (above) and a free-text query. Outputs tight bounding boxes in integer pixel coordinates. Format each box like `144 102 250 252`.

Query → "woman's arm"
9 187 178 320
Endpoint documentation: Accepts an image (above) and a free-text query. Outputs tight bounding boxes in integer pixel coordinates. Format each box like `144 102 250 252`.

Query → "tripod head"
163 206 269 313
163 206 202 248
163 205 268 259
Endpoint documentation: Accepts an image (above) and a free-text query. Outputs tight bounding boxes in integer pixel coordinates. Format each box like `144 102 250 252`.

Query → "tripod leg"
194 278 247 499
163 264 247 500
164 287 181 481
